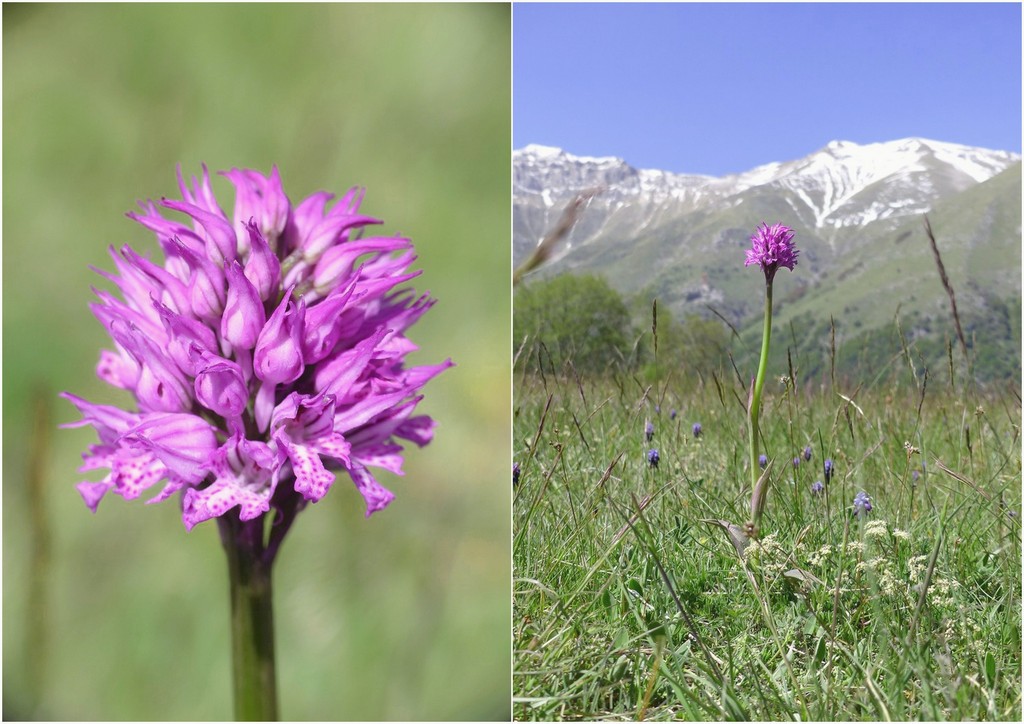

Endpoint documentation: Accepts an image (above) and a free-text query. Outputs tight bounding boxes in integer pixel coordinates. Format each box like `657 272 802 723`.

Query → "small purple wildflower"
63 165 450 533
912 469 920 483
853 491 872 516
692 422 702 439
647 448 660 469
743 222 799 283
824 458 834 484
513 462 520 487
792 457 800 468
803 445 812 462
758 454 768 469
645 420 655 442
669 408 677 421
811 480 824 495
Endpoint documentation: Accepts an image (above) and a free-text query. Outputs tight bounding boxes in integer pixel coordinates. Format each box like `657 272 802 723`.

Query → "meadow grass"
513 357 1021 721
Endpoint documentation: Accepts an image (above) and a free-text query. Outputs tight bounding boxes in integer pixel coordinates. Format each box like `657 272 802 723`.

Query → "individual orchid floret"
221 259 266 349
744 222 799 283
63 165 448 533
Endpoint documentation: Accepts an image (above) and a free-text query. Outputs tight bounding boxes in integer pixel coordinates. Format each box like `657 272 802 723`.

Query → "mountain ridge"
514 138 1019 238
513 138 1022 382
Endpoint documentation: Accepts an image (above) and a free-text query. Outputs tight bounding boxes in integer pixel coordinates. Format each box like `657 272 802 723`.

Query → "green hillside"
522 163 1021 385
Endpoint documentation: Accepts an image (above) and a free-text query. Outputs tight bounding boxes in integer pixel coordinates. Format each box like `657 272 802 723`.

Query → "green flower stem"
221 517 279 721
748 279 774 526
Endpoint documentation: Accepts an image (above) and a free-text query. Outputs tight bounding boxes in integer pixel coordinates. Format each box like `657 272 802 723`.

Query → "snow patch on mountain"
515 138 1020 231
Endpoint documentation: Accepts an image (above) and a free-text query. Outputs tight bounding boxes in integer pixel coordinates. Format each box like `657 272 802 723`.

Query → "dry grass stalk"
512 186 603 285
923 215 969 361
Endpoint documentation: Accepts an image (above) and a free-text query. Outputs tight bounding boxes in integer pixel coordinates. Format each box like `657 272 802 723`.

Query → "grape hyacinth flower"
803 445 813 462
647 448 660 469
853 491 873 516
645 420 655 442
759 454 768 469
670 408 677 421
513 461 521 487
792 456 800 468
824 458 834 484
692 422 702 438
811 480 824 495
62 165 450 720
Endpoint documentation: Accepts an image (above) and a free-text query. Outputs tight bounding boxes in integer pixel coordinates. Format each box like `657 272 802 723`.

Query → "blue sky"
513 2 1022 176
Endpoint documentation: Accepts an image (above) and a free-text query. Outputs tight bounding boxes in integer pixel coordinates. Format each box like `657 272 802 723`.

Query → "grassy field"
513 349 1021 720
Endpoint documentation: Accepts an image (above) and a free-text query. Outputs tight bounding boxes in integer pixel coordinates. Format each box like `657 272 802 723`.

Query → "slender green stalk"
748 279 774 526
221 517 279 721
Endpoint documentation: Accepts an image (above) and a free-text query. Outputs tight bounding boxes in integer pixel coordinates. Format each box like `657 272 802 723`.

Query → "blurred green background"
3 3 509 720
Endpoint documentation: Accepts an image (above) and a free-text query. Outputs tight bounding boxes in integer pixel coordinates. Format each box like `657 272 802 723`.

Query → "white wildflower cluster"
907 554 929 584
795 520 905 600
927 576 961 608
856 557 881 573
892 528 912 542
864 519 888 539
875 565 900 598
938 615 984 660
854 555 900 598
861 519 902 596
809 544 833 568
744 533 789 582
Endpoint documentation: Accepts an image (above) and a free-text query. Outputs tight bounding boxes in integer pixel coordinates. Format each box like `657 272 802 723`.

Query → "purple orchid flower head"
744 222 799 283
63 165 450 537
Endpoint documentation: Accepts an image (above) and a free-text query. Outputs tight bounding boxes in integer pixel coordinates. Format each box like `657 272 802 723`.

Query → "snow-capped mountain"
514 138 1021 382
514 139 1019 260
